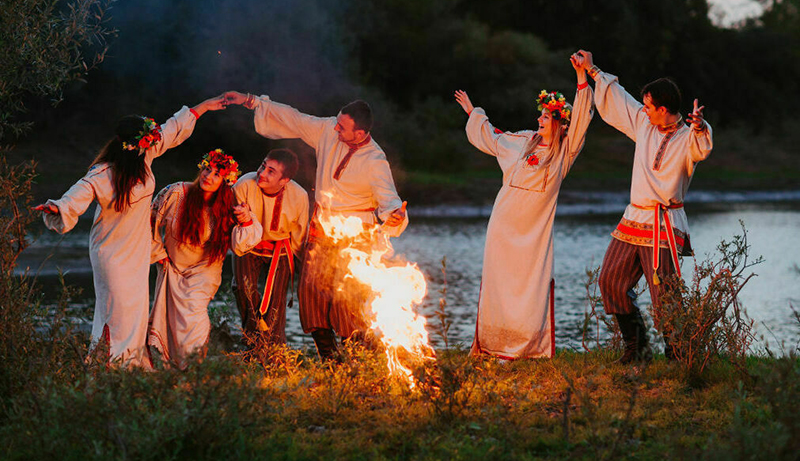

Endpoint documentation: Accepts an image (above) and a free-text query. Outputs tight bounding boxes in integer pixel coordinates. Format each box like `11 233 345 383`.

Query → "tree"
0 0 115 143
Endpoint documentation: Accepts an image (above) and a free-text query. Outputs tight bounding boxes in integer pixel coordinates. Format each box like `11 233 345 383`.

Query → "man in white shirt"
577 50 713 364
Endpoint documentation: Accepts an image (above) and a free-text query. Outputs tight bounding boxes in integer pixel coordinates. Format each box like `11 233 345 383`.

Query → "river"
18 190 800 354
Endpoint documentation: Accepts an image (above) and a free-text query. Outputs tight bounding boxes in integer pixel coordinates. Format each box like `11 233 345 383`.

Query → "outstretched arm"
222 90 328 149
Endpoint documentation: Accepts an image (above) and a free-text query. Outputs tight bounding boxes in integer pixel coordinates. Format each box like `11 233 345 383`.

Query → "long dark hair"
90 115 150 212
177 173 236 264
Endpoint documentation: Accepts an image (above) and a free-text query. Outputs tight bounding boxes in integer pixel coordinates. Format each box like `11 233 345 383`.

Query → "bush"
652 221 759 379
0 154 91 412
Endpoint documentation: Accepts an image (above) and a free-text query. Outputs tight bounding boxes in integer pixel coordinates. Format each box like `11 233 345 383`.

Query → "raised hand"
454 90 475 115
192 94 228 117
384 201 407 227
570 52 584 72
33 203 59 214
576 50 594 69
223 91 248 106
686 99 706 131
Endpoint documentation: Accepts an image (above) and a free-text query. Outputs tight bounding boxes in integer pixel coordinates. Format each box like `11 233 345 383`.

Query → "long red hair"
177 173 236 264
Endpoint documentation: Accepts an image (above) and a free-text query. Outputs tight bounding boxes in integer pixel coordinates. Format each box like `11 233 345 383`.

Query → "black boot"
312 329 340 361
615 311 652 364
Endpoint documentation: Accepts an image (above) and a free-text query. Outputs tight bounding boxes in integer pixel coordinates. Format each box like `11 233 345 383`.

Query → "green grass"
2 340 797 460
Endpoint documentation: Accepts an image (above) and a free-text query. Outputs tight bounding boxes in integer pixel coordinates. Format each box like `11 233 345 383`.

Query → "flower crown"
122 117 162 153
197 148 241 186
537 90 572 125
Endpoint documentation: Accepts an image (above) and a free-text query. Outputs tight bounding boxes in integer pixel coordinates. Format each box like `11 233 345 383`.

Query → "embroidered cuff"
588 65 601 80
692 122 708 135
577 81 589 90
239 220 254 227
244 94 256 110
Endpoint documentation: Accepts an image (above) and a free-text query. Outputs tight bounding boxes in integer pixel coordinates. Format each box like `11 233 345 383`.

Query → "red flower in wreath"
526 154 539 166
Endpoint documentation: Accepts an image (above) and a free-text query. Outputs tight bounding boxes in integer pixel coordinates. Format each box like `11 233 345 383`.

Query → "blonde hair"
524 107 570 160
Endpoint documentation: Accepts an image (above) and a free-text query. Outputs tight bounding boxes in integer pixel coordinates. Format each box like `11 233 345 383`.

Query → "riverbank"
1 344 798 460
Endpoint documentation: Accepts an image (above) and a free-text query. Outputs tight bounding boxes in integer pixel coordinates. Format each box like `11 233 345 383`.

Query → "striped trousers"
231 252 291 345
598 238 677 315
298 236 371 338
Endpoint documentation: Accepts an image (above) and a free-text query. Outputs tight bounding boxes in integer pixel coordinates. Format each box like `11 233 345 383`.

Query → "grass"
1 336 798 460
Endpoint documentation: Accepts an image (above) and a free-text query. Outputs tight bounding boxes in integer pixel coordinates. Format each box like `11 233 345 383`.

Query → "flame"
318 212 434 386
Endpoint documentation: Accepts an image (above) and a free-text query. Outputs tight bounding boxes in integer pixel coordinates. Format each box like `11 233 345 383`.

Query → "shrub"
652 221 759 379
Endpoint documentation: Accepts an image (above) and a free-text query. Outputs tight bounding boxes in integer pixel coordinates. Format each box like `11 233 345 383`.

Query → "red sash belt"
256 238 294 316
630 202 683 285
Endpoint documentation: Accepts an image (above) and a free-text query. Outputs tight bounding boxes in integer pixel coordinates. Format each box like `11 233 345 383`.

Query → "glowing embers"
318 212 435 386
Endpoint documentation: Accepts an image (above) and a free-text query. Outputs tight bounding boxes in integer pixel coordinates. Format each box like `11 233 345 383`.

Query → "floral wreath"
122 117 162 153
197 148 241 186
537 90 572 125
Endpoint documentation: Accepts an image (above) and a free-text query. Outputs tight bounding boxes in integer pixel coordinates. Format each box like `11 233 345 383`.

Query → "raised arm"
579 50 644 141
224 91 328 150
562 51 595 170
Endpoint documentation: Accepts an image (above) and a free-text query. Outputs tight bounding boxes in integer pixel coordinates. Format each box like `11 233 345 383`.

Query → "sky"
707 0 764 26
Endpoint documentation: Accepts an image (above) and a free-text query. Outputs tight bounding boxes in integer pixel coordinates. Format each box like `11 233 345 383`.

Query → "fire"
318 213 435 386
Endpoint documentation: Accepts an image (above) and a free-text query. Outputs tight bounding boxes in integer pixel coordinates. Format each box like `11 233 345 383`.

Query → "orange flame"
318 212 434 386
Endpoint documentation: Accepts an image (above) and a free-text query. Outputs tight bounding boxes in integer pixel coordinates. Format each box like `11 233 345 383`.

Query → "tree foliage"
0 0 114 142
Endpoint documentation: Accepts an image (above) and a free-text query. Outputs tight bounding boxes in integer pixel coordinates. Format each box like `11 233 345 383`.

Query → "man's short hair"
641 78 682 115
340 100 373 133
266 148 299 179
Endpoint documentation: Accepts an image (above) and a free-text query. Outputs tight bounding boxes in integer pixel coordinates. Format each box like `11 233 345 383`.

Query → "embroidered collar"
345 134 372 151
656 116 683 134
261 186 285 198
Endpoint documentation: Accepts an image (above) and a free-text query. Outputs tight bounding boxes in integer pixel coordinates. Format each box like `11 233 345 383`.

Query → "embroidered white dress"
42 107 198 367
593 71 713 253
465 86 593 359
148 182 261 368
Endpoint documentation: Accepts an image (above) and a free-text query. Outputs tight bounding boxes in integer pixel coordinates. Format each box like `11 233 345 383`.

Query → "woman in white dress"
148 149 259 368
34 96 228 368
454 54 594 359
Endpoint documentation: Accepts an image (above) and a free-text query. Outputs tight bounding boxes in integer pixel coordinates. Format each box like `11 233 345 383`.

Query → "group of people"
36 48 711 369
455 50 711 363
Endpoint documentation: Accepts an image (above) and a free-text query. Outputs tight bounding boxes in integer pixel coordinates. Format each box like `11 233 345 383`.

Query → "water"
18 192 800 353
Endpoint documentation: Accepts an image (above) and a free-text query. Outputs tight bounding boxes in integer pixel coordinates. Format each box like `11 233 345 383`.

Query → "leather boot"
615 311 652 364
311 329 340 361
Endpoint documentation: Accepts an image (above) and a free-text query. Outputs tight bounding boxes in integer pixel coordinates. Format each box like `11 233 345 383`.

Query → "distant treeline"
17 0 800 174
